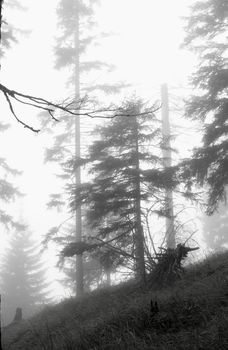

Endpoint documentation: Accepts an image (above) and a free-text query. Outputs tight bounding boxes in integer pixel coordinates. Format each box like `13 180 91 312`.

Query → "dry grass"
2 250 228 349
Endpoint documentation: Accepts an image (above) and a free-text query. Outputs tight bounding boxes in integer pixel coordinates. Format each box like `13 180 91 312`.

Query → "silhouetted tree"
65 100 173 282
43 0 128 294
183 0 228 214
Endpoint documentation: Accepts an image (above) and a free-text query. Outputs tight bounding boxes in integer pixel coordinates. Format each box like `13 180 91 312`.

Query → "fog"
0 0 222 327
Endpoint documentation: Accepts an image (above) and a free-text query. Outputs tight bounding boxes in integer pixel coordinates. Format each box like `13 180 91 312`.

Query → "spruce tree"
0 229 52 325
0 0 25 230
183 0 228 214
65 100 170 283
0 0 26 57
43 0 126 294
0 153 21 230
0 0 15 57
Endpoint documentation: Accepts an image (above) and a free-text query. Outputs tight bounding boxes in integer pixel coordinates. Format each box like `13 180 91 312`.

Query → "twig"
3 92 40 132
0 83 160 132
183 230 198 245
41 215 74 251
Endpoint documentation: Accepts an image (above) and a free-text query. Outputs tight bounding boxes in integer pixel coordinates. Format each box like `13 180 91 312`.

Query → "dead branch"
0 2 160 132
0 83 160 132
60 229 135 261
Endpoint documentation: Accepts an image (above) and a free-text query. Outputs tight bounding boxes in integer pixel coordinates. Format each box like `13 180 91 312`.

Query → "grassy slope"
2 251 228 350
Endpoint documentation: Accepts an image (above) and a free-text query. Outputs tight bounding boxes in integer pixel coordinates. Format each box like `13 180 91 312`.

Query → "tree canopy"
183 0 228 214
63 100 175 281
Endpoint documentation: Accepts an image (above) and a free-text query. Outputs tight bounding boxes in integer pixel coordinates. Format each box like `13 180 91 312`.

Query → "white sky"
96 0 195 87
0 0 205 298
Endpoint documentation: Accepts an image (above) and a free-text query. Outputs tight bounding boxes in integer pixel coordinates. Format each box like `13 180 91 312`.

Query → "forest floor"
2 250 228 349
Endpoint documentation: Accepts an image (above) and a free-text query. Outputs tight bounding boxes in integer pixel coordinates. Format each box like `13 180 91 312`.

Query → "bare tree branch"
3 90 41 132
0 83 160 132
91 235 135 260
0 3 161 133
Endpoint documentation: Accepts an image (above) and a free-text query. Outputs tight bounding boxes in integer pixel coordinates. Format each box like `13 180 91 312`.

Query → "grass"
2 250 228 349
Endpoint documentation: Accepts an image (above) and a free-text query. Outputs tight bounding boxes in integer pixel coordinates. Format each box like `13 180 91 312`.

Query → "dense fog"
0 0 227 333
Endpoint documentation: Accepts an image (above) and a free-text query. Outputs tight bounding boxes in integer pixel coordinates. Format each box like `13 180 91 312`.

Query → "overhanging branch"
0 83 160 132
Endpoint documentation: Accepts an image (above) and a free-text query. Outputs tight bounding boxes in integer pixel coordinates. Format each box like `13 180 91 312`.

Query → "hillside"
2 250 228 349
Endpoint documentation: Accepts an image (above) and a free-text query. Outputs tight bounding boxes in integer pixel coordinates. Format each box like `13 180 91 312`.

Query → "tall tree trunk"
134 117 146 283
161 84 175 249
74 0 83 297
0 0 3 47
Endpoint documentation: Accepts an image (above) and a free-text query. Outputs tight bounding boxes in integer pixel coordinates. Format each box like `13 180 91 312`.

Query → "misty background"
0 0 225 326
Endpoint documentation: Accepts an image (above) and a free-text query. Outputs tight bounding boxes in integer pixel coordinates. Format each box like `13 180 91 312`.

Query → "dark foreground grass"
2 250 228 349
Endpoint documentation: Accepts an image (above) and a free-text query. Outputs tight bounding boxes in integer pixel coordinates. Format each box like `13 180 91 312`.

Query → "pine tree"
0 229 52 325
65 100 170 283
183 0 228 214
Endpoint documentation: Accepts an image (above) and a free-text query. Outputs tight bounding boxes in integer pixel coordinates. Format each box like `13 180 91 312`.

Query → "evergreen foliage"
0 229 52 325
0 0 24 57
65 100 172 280
43 0 127 166
0 0 26 229
183 0 228 214
48 221 110 292
54 0 121 94
42 0 128 292
0 147 22 230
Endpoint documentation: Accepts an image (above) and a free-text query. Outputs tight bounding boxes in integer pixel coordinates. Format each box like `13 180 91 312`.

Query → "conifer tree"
0 229 51 325
0 0 25 229
65 100 171 282
183 0 228 214
0 153 21 230
1 0 28 58
43 0 126 294
0 0 16 57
